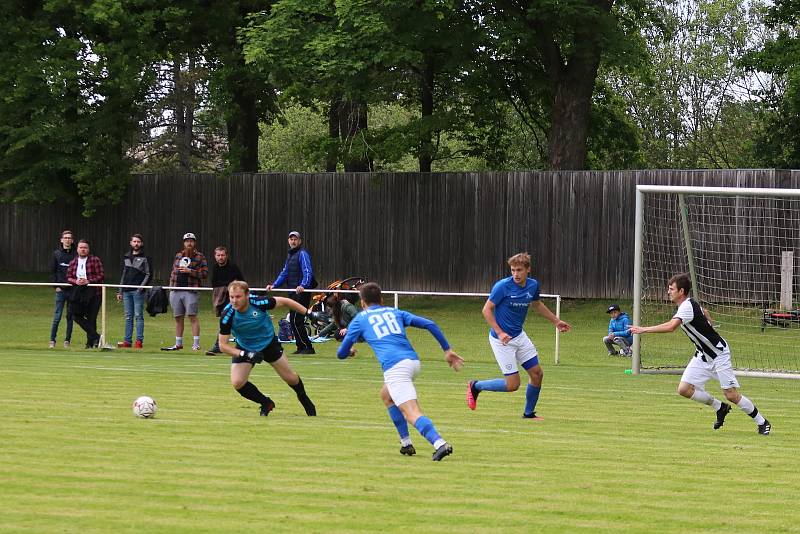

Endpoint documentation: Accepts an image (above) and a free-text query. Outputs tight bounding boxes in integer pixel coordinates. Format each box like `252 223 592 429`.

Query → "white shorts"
383 359 421 406
489 331 539 376
680 348 740 390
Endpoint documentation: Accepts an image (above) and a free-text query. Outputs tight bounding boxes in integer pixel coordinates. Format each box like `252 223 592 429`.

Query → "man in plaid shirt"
162 232 208 351
66 239 105 348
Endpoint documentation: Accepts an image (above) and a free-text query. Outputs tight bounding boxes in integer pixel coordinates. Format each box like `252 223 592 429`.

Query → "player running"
218 281 317 417
630 273 771 435
337 282 464 461
467 252 571 419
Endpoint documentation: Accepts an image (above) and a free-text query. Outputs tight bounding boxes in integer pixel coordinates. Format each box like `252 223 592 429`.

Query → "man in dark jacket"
67 239 105 349
267 231 317 354
206 245 245 355
50 230 76 349
116 234 152 349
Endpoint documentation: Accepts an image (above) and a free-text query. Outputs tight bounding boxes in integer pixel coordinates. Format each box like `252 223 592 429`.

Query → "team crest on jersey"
505 364 513 371
252 311 259 317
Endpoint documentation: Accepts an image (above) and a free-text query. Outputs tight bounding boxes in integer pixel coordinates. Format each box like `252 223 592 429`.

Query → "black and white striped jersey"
673 298 727 360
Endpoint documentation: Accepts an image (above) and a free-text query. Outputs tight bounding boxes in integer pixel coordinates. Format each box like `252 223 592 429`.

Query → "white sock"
400 437 413 447
433 438 446 450
193 336 200 346
175 336 183 346
690 389 720 410
737 395 766 425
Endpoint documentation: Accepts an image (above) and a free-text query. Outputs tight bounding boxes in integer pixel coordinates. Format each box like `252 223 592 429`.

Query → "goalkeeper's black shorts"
231 336 283 365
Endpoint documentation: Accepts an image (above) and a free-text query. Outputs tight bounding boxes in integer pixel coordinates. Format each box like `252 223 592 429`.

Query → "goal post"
633 184 800 379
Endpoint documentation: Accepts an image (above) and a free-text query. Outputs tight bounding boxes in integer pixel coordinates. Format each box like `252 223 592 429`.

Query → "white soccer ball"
179 257 191 268
133 395 157 418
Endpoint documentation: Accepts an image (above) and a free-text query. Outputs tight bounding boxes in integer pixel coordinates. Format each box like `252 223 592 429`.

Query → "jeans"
73 294 101 347
122 290 145 343
50 290 73 342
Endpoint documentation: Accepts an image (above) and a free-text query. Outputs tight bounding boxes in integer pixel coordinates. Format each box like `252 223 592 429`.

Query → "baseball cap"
182 232 196 240
288 231 301 238
606 304 621 313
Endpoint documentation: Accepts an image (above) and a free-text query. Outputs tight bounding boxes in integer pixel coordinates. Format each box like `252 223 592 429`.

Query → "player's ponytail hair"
359 282 383 306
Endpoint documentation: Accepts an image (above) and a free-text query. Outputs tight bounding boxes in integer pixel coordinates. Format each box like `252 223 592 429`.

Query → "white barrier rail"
0 282 562 362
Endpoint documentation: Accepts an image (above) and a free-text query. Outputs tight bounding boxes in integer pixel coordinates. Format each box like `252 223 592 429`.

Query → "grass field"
2 282 800 533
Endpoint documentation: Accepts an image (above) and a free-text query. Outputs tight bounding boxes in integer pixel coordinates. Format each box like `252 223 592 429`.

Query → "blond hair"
228 280 249 294
507 252 531 269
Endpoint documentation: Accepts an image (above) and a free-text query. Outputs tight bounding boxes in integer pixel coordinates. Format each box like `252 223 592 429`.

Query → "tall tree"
470 0 651 170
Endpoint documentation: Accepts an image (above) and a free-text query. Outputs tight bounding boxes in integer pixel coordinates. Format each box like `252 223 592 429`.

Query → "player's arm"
217 311 240 357
629 318 682 334
531 300 571 332
337 319 361 359
407 315 464 371
482 299 510 343
273 295 315 316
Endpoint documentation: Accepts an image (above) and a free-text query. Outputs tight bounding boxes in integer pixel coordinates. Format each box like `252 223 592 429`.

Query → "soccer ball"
133 395 157 418
179 257 191 268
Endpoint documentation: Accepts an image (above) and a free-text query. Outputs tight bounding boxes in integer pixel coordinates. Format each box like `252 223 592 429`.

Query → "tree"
470 0 653 170
743 0 800 168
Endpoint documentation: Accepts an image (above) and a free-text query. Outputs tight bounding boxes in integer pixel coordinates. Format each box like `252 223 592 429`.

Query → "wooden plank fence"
1 169 798 298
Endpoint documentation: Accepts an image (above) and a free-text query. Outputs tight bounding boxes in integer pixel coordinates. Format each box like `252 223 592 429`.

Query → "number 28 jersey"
342 306 424 371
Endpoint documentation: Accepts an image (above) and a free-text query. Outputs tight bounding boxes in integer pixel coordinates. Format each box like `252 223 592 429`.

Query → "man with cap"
162 233 208 351
603 303 632 356
266 231 318 354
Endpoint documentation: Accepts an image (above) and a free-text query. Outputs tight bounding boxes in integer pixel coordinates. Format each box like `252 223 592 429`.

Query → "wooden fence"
1 169 798 298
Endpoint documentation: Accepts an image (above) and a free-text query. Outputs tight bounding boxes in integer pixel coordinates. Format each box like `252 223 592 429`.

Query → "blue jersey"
219 296 277 352
487 276 540 338
337 306 450 372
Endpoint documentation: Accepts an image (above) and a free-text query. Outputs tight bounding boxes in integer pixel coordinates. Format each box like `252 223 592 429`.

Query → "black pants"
73 294 101 347
289 292 312 350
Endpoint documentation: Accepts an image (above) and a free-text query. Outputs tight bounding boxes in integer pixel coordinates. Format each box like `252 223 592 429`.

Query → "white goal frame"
632 184 800 378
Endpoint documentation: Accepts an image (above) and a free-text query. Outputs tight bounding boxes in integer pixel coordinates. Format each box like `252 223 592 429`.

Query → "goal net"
633 185 800 378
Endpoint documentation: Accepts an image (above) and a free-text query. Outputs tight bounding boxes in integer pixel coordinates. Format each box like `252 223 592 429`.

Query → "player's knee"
723 388 740 403
231 377 247 390
677 382 693 398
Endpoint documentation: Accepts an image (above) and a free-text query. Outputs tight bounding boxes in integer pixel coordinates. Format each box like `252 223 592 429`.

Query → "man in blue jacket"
604 303 632 356
267 231 317 355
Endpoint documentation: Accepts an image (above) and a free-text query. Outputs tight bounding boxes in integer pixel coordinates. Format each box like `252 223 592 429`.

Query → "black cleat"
713 402 731 429
292 348 316 355
522 412 544 421
259 399 276 417
400 444 417 456
758 419 771 435
432 443 453 461
299 396 316 416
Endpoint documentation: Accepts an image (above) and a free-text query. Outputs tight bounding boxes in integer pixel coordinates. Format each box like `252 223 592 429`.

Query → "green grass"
1 284 800 532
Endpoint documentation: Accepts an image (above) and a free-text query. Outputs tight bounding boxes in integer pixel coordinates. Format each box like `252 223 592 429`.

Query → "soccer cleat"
522 412 545 421
432 443 453 461
161 344 183 351
713 402 731 430
299 396 317 416
466 381 479 410
117 341 132 348
191 344 201 351
48 341 55 349
292 348 316 355
757 419 771 435
259 399 276 417
63 341 70 348
133 340 143 349
400 444 417 456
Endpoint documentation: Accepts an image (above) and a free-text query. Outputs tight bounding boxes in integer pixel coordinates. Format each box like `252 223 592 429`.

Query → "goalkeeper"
630 273 771 435
218 281 317 418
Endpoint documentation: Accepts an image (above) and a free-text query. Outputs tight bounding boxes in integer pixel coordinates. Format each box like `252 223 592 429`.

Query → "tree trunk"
418 61 435 172
546 63 598 170
338 98 371 172
327 97 340 172
226 73 260 172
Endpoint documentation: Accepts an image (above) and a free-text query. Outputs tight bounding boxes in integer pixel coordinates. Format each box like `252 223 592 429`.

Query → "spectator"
317 292 358 341
603 303 633 356
66 239 104 349
116 233 152 349
162 233 208 352
266 231 318 355
206 245 245 355
50 230 76 349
